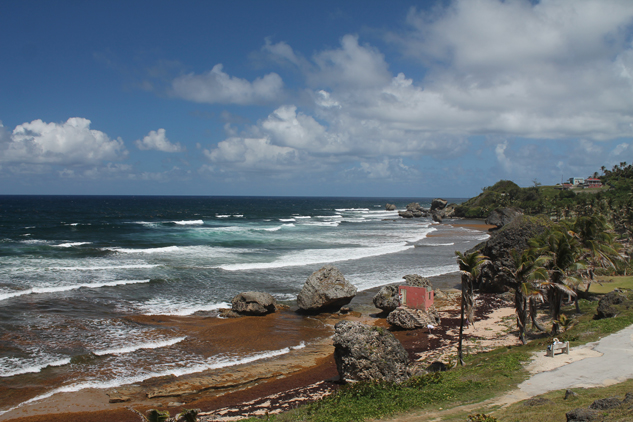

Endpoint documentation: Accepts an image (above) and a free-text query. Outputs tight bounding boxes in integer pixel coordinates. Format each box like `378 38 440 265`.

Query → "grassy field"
250 287 633 422
589 276 633 293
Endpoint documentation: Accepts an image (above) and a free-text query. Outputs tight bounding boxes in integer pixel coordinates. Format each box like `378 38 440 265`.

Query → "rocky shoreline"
0 221 496 422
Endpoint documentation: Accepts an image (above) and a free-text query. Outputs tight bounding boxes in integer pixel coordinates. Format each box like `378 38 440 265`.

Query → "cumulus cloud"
0 118 127 165
204 137 300 171
135 128 184 152
172 64 284 104
389 0 633 140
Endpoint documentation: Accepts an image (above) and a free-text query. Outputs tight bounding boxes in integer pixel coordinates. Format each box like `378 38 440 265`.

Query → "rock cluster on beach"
387 306 441 330
333 320 410 383
297 265 357 312
396 199 457 222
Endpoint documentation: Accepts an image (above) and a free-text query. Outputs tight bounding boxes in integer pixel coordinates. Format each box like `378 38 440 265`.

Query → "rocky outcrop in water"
385 203 396 211
431 198 448 211
333 320 409 383
231 292 277 315
387 306 440 330
297 265 357 312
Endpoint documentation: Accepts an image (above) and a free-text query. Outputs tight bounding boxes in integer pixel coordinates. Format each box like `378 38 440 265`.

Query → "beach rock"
594 290 630 319
218 308 241 318
406 202 423 212
231 291 277 315
566 408 598 421
588 397 622 410
387 306 440 330
430 198 448 211
403 274 432 288
565 389 578 399
373 285 400 313
386 203 396 210
432 212 443 223
333 320 409 383
297 265 357 312
398 210 414 218
470 215 554 293
427 361 448 372
485 207 523 230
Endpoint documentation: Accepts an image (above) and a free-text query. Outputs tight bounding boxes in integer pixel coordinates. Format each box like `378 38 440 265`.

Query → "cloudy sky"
1 0 632 197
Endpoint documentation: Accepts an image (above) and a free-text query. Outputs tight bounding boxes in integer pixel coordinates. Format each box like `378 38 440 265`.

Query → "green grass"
489 379 633 422
589 276 633 294
247 291 633 422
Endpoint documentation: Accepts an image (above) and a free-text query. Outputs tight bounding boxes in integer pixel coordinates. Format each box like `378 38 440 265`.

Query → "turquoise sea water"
0 195 487 413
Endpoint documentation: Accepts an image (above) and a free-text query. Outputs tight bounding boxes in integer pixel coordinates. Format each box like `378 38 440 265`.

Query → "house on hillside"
569 177 585 185
585 178 602 188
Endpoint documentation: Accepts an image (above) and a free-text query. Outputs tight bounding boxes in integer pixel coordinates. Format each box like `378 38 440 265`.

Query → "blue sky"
1 0 632 197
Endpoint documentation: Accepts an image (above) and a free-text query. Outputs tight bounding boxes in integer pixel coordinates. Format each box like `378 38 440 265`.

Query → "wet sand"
0 219 494 422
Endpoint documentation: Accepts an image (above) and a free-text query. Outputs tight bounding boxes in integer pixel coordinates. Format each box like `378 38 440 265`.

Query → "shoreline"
0 220 495 422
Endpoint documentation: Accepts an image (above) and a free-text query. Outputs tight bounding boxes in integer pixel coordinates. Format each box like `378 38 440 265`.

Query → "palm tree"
567 215 623 295
455 251 489 365
503 249 548 344
531 229 586 334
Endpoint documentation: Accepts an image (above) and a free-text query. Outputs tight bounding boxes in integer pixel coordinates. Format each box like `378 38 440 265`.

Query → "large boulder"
566 408 599 421
333 321 409 383
385 203 397 211
231 292 277 315
387 306 440 330
430 198 448 211
471 215 554 293
485 207 523 230
373 285 400 313
297 265 357 312
594 290 631 319
403 274 432 288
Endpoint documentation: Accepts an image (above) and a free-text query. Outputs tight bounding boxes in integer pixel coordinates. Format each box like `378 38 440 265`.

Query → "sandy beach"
0 221 505 422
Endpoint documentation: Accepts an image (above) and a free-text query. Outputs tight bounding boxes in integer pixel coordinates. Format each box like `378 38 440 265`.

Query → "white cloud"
172 64 284 105
0 118 127 165
135 128 184 152
204 137 300 171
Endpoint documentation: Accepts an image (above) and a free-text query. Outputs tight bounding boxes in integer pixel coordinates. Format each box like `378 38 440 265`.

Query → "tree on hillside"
502 249 548 344
455 251 489 365
566 215 623 294
531 229 586 334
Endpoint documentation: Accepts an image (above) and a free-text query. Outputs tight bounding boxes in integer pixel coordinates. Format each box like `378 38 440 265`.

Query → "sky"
1 0 632 197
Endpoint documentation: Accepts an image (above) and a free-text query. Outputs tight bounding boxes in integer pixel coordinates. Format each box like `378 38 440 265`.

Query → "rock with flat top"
373 285 399 313
297 265 357 312
231 291 277 315
387 306 440 330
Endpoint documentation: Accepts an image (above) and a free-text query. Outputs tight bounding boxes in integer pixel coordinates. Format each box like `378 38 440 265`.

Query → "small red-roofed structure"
398 285 434 311
585 178 602 188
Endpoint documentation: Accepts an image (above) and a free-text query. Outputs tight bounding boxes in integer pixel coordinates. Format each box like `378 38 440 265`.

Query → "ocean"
0 195 488 414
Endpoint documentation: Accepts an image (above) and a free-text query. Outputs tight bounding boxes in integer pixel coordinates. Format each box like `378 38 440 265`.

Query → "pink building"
398 285 434 311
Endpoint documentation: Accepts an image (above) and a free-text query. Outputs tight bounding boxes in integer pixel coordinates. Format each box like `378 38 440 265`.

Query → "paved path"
518 324 633 396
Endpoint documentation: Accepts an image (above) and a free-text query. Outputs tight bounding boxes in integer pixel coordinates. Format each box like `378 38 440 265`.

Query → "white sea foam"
136 299 230 316
335 208 369 212
420 242 455 246
216 214 230 218
48 264 158 271
53 242 92 248
109 246 181 254
173 220 204 225
0 357 71 378
233 214 244 218
0 344 302 416
219 242 414 271
279 218 296 222
93 336 186 356
0 279 151 302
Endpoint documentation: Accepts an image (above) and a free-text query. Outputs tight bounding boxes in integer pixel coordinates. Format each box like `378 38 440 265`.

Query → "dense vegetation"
454 162 633 238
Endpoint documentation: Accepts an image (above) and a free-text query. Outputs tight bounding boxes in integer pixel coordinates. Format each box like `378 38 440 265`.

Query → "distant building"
398 285 434 311
585 178 602 188
569 177 585 185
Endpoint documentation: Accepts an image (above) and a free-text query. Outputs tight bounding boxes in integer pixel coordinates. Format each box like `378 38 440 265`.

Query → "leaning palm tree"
455 250 489 365
502 249 548 344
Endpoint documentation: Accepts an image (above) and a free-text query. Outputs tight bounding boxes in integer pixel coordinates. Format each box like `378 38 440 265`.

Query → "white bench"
546 338 570 357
